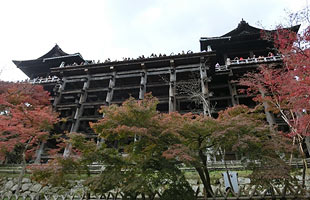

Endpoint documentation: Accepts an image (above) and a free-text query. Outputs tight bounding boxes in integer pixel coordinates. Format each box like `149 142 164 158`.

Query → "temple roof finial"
238 19 248 27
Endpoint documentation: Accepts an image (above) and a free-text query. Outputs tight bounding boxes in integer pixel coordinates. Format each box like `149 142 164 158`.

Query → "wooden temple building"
13 20 300 160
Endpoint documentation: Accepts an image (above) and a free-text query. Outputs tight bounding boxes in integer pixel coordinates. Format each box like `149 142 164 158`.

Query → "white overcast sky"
0 0 307 81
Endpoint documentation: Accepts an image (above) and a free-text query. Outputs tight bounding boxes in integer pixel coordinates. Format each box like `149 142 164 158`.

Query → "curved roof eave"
38 44 69 59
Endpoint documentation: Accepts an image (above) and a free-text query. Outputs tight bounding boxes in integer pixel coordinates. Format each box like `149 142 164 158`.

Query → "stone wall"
0 175 256 197
0 175 309 198
0 177 85 197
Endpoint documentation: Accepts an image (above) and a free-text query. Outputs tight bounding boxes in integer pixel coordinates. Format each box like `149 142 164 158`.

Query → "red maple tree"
0 81 58 193
0 82 58 161
239 14 310 179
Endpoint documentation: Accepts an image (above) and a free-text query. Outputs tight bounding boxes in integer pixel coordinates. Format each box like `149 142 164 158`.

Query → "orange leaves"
92 94 159 141
218 104 250 120
162 144 194 162
0 81 58 161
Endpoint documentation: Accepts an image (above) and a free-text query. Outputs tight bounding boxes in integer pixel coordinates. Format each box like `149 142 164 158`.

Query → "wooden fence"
1 184 310 200
1 159 309 174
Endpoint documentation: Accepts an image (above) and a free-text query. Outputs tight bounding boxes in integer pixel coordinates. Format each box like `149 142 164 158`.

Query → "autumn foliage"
0 81 58 162
32 93 297 197
240 23 310 157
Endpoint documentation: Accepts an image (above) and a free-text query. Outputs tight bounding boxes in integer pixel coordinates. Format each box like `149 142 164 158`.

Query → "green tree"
33 94 194 199
89 94 194 199
32 95 295 198
163 105 296 196
162 112 218 197
214 105 295 186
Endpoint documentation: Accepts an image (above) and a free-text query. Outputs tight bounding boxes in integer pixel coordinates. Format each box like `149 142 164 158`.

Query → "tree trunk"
202 167 213 197
195 167 213 198
16 152 27 195
197 149 213 197
16 137 33 195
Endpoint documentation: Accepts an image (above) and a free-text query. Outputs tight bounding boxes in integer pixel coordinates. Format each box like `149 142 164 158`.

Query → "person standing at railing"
226 58 231 65
258 56 264 61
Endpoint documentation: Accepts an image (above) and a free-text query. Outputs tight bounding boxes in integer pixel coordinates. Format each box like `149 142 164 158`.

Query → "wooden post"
63 74 90 157
53 77 67 108
106 70 116 105
139 63 147 100
169 60 176 113
199 57 211 117
228 80 239 106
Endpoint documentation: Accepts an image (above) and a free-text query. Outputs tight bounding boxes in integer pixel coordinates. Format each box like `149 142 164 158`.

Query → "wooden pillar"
199 57 211 117
169 60 176 113
63 74 90 157
72 76 90 132
139 64 147 100
228 79 239 106
97 70 116 147
53 77 67 108
106 70 116 105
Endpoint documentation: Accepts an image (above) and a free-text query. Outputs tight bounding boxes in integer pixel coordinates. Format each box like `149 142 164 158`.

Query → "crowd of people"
58 50 196 67
232 52 275 61
215 52 280 71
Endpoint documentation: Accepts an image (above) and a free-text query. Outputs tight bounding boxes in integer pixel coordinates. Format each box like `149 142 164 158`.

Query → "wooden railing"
1 159 309 174
29 76 59 84
215 65 229 72
215 55 283 72
229 55 282 65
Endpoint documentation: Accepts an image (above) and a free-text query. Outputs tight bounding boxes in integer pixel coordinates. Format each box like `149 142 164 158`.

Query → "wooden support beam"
53 77 67 108
228 80 239 106
199 57 211 117
139 63 147 100
114 85 141 90
64 75 91 157
147 71 170 76
169 60 176 113
106 70 116 105
175 68 200 73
